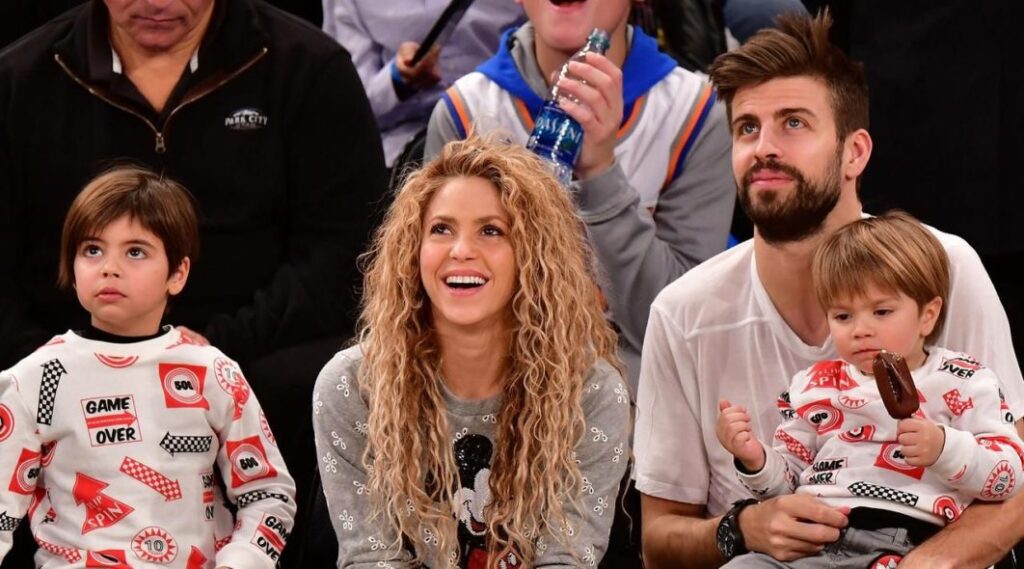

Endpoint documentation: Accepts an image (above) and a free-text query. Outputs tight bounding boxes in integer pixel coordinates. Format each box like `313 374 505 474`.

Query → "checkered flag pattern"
848 481 919 507
160 432 213 456
36 537 82 563
0 511 21 531
120 457 182 501
37 359 67 425
237 490 291 509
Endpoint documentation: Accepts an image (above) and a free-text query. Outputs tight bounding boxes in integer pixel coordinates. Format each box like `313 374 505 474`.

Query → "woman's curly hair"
357 135 621 566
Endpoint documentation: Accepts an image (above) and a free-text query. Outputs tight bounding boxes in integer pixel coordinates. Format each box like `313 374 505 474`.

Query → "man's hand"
739 494 848 562
554 53 623 180
897 418 945 466
394 41 441 91
716 399 766 472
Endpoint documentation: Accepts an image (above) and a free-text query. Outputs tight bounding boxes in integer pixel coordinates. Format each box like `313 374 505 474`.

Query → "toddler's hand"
897 417 945 466
717 399 766 472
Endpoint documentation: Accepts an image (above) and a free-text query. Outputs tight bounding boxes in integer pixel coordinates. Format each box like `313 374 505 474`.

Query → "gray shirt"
313 345 632 568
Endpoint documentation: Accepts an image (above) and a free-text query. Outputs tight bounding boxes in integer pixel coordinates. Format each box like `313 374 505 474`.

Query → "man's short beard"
738 147 843 245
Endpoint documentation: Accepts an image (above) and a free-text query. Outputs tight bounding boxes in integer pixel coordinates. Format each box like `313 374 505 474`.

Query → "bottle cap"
587 29 611 53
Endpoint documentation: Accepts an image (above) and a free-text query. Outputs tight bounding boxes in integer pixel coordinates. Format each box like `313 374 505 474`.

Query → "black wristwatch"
716 498 758 560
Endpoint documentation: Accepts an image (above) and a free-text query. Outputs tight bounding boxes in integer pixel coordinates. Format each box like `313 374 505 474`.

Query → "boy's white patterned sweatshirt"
737 347 1024 525
0 327 296 568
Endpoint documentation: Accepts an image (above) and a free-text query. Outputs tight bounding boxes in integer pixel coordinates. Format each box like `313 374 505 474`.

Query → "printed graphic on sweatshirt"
8 448 41 495
120 457 182 501
27 485 47 520
94 354 139 369
804 457 847 485
848 480 919 507
81 395 142 447
159 432 213 456
37 358 68 425
85 549 130 568
942 389 974 417
36 537 82 563
0 511 21 531
870 554 902 569
932 495 961 523
215 357 250 420
157 363 209 410
226 436 277 487
838 425 876 443
251 513 289 561
186 546 208 569
775 430 813 464
452 434 520 569
41 441 56 466
199 469 216 521
0 405 13 442
260 410 277 446
998 389 1014 423
237 489 291 509
776 391 794 420
132 526 178 564
73 473 134 534
981 460 1016 499
838 394 867 410
796 399 844 435
939 355 981 379
874 443 925 480
803 361 859 392
978 435 1024 465
166 334 202 350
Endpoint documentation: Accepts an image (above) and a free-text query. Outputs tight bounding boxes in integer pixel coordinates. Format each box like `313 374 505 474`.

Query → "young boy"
716 212 1024 567
0 167 295 568
424 0 735 388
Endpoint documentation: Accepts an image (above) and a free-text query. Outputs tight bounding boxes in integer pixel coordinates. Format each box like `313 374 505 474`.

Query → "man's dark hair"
709 10 869 140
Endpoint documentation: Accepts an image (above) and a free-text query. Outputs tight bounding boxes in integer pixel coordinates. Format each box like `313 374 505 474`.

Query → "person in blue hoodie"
425 0 735 391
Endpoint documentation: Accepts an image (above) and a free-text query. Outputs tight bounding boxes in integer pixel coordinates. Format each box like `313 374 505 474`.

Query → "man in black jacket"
0 0 386 563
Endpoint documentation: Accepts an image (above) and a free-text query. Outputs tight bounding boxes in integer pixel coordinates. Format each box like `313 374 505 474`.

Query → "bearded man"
633 12 1024 569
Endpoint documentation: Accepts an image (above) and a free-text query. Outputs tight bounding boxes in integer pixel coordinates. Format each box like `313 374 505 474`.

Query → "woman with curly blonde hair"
312 136 631 568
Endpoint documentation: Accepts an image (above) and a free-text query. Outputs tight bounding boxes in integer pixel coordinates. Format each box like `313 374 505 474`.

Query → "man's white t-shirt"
634 229 1024 517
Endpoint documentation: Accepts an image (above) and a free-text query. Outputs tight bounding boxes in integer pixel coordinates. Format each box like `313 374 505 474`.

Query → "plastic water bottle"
526 28 611 186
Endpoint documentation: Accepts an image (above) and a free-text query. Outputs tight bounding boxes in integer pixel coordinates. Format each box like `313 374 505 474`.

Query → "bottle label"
527 101 584 170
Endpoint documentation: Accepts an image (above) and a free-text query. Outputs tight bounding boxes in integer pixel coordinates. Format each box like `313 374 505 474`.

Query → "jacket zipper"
54 47 269 155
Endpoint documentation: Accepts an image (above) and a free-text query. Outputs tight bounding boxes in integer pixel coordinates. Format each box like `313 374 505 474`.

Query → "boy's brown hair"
708 10 869 141
812 212 950 344
59 166 200 289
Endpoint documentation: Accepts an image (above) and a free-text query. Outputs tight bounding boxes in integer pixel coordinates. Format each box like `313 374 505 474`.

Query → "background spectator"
323 0 524 169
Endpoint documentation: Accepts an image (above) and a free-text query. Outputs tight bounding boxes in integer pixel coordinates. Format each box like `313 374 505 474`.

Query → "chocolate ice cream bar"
873 350 919 419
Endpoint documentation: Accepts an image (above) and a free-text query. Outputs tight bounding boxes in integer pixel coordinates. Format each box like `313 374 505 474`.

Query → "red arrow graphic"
186 546 207 569
85 412 136 429
119 457 182 501
73 473 134 534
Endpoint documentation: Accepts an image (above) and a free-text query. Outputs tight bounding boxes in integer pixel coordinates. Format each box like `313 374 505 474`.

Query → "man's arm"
641 494 722 569
898 419 1024 569
641 493 847 569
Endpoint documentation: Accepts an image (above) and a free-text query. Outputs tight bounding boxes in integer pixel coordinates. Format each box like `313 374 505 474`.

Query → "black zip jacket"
0 0 387 367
